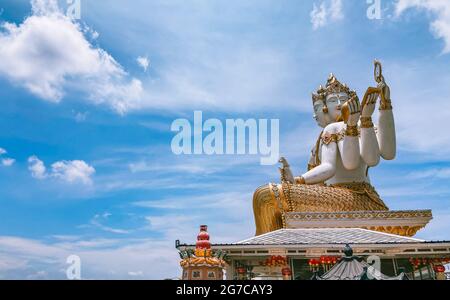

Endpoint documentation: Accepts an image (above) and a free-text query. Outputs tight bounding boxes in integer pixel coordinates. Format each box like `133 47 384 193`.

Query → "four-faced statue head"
312 74 355 128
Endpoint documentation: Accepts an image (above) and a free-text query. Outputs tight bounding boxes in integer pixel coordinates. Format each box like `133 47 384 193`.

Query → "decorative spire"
179 225 227 280
344 244 354 257
312 74 356 104
196 225 211 250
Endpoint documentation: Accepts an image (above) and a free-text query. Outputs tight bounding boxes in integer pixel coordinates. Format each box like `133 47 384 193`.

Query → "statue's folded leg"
253 182 389 235
253 184 284 236
289 183 389 212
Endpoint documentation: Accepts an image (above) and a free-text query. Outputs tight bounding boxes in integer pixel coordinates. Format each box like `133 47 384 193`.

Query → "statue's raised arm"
376 66 396 160
360 61 396 163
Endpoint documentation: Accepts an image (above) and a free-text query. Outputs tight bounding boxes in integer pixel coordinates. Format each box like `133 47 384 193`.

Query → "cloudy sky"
1 0 450 279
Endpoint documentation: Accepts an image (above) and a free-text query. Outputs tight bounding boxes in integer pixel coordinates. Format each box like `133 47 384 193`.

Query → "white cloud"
28 156 47 179
74 111 88 122
0 235 180 279
0 191 254 279
91 30 100 40
141 47 297 111
137 56 150 72
311 0 343 30
28 156 95 185
51 160 95 185
311 3 327 30
88 213 130 234
31 0 60 16
395 0 450 53
128 271 144 277
408 167 450 180
128 155 257 176
416 210 450 241
0 148 16 167
2 1 303 113
1 158 15 167
385 61 450 156
0 0 143 114
329 0 343 20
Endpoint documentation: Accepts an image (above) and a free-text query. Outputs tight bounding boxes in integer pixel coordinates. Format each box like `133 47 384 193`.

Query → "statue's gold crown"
312 74 356 103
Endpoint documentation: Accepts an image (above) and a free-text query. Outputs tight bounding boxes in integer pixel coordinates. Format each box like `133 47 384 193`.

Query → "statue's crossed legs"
253 182 389 236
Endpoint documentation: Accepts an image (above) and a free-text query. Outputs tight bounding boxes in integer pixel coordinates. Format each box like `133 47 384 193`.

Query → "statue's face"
313 101 328 128
313 92 348 127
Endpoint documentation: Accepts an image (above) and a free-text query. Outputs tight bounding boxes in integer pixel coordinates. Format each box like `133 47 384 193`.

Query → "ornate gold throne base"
284 210 432 237
253 183 432 237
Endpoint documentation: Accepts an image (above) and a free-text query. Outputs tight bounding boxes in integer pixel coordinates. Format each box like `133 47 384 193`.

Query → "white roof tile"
235 228 424 245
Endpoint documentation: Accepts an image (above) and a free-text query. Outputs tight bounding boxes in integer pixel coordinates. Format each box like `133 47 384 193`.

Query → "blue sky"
0 0 450 279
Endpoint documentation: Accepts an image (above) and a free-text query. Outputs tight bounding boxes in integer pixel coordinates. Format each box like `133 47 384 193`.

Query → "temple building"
177 225 450 280
176 62 450 280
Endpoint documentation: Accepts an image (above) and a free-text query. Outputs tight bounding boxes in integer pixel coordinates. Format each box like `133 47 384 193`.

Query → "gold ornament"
360 117 374 128
321 131 345 145
379 99 393 111
295 176 306 184
312 74 356 104
345 125 359 137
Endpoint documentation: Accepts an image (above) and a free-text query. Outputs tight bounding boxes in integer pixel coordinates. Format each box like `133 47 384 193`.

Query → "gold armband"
295 176 306 185
360 117 374 128
345 125 359 137
380 99 393 110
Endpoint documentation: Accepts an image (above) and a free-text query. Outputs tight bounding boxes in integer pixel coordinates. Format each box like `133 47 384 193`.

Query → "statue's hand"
278 157 289 167
378 81 391 106
279 157 295 184
341 95 361 127
361 87 379 118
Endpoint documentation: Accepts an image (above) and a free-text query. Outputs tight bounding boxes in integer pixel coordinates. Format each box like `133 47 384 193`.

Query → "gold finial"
374 60 384 83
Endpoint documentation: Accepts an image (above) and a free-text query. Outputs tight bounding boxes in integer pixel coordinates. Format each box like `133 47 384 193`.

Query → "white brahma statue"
254 61 396 236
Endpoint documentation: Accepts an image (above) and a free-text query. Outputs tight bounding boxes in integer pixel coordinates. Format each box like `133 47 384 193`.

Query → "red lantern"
434 265 445 273
237 267 246 274
308 258 320 271
264 255 287 267
282 267 292 276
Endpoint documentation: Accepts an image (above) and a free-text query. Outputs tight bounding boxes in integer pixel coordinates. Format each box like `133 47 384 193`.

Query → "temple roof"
235 228 424 245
